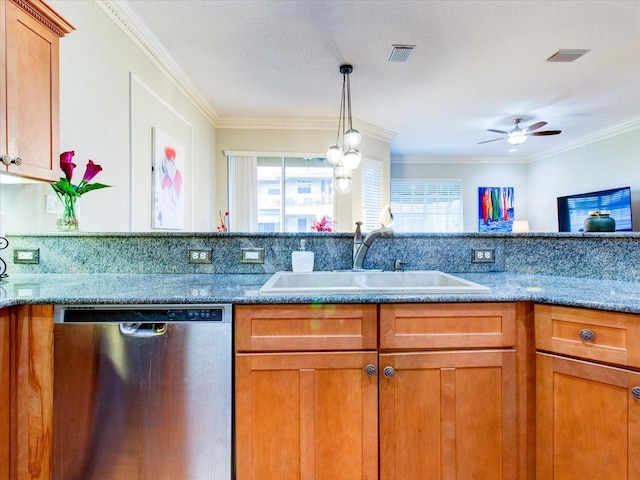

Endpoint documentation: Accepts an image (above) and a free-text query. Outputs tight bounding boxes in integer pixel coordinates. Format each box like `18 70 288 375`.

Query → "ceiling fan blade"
478 137 504 144
526 121 547 132
530 130 561 136
487 129 508 134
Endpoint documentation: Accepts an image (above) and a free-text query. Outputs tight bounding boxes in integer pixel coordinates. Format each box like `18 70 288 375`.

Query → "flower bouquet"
50 151 110 231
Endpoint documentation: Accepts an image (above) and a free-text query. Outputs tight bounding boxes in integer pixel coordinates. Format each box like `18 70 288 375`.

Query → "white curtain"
228 155 258 231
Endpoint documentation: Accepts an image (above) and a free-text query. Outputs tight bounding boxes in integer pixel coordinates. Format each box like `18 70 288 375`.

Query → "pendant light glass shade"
344 128 361 149
342 148 362 170
334 165 352 193
326 145 343 165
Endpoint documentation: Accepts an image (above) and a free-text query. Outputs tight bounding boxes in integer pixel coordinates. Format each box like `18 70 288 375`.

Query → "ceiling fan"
479 118 561 145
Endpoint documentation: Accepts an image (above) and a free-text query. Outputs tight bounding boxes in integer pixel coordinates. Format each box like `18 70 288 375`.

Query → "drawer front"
535 304 640 368
379 303 516 350
235 304 377 352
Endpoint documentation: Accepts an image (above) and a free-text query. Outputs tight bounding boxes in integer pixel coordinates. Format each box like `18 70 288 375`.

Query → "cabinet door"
379 350 518 480
3 1 60 180
537 352 640 479
236 351 378 480
13 305 54 480
0 308 9 480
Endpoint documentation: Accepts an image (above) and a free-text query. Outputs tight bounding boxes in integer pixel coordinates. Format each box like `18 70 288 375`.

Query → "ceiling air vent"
388 44 415 63
547 49 590 62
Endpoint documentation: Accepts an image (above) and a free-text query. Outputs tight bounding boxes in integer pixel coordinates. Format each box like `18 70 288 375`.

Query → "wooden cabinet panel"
0 308 9 480
235 304 377 352
535 304 640 368
1 0 73 181
235 351 378 480
13 304 54 480
380 302 516 350
379 349 518 480
536 352 640 479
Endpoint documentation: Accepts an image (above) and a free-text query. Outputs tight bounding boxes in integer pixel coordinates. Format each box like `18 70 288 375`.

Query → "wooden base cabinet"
536 353 640 479
535 304 640 479
0 305 54 480
379 350 518 480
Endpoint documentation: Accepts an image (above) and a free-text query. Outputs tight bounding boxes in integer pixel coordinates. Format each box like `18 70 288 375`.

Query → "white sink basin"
258 270 489 296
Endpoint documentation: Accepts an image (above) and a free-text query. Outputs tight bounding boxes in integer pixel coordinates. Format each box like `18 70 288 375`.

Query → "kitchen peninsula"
2 231 640 479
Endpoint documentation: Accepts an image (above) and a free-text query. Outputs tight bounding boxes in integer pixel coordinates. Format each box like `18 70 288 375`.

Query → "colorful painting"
478 187 514 232
152 128 185 229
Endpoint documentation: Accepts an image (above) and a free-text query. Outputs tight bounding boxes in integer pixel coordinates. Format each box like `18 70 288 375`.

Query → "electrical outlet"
14 249 40 264
188 249 212 264
45 194 59 215
472 249 495 263
240 248 264 264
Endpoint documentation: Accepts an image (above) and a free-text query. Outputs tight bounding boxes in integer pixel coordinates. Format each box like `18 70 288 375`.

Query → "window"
390 179 463 232
361 159 383 231
254 157 334 232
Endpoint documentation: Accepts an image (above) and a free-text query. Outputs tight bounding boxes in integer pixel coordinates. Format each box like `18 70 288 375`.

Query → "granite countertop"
1 272 640 314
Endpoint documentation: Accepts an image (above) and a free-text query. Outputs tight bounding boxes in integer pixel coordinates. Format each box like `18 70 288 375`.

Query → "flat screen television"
557 186 633 232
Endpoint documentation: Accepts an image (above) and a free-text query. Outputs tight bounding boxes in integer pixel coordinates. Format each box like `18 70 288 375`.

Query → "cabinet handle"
579 328 595 343
1 154 22 166
364 364 377 376
631 387 640 401
383 366 395 378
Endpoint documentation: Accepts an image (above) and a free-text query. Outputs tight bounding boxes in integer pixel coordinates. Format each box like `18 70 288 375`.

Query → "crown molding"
527 116 640 163
99 0 220 126
391 154 529 165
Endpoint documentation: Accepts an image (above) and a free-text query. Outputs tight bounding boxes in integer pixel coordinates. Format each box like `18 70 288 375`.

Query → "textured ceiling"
121 0 640 157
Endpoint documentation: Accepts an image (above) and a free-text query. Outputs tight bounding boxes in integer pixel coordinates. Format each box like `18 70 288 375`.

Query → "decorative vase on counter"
583 210 615 232
56 194 80 231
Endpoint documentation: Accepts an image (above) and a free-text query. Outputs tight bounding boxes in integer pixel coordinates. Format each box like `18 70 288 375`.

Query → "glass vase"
57 194 80 231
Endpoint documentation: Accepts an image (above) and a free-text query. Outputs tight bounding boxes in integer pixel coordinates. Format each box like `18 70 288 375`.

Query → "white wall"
527 128 640 231
390 158 529 232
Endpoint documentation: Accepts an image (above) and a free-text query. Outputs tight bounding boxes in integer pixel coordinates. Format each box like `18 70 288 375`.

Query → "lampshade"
342 148 362 170
344 128 361 149
334 165 352 193
326 145 343 165
512 220 530 232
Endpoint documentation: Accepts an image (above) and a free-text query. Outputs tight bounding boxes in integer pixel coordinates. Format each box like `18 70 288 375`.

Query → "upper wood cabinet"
0 0 73 181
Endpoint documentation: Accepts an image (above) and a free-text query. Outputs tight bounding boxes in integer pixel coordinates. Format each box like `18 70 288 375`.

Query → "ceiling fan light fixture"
507 133 527 145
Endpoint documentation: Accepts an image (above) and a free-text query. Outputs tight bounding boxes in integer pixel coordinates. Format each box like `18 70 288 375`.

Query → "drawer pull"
364 364 377 376
383 366 395 378
579 329 595 343
632 387 640 401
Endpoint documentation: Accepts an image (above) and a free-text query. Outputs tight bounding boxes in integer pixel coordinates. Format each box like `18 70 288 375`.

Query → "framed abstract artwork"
152 127 185 229
478 187 514 232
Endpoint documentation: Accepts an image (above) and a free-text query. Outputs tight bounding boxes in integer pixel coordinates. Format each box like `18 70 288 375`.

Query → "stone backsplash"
4 232 640 281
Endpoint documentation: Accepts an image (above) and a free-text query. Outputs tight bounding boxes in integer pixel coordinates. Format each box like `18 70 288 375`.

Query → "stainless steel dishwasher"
53 304 232 480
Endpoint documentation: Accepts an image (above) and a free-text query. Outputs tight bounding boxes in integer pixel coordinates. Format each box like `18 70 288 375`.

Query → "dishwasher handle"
119 323 168 337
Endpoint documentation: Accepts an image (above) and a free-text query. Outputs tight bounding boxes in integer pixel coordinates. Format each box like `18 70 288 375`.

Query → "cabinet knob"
383 366 395 378
579 329 595 343
364 364 377 376
1 154 22 166
631 387 640 401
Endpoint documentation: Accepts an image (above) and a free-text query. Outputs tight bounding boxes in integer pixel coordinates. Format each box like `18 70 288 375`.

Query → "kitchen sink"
258 270 490 296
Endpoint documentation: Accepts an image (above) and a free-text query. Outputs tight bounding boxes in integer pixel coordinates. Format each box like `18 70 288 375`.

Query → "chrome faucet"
353 226 394 270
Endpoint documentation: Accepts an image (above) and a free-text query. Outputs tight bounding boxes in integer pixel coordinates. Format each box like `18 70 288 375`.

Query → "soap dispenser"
292 239 314 272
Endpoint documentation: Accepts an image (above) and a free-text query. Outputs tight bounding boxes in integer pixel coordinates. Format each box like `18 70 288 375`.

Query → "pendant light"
327 64 362 192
